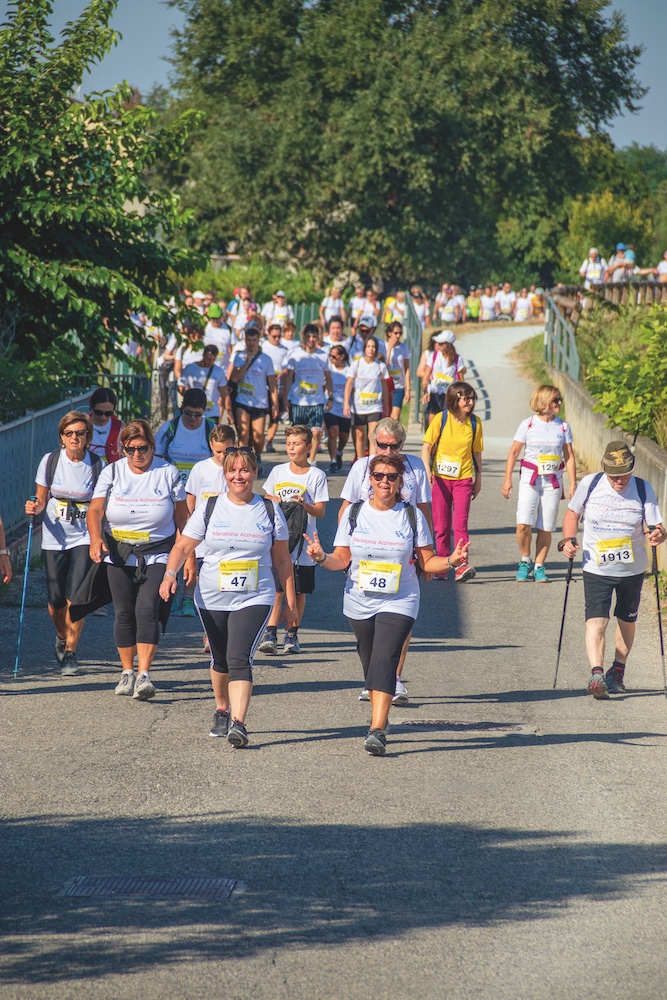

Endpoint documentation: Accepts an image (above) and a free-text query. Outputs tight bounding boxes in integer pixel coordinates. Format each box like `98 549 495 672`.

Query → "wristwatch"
557 537 577 552
0 549 8 556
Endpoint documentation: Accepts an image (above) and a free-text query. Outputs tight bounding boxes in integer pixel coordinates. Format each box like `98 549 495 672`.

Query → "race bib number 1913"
595 537 634 566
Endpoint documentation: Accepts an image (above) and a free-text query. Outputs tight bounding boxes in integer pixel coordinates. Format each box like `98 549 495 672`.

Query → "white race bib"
359 391 381 408
595 537 634 567
434 372 453 388
358 560 401 593
218 559 259 591
537 453 561 475
299 380 318 396
175 461 195 485
436 457 461 478
111 528 150 544
239 380 254 396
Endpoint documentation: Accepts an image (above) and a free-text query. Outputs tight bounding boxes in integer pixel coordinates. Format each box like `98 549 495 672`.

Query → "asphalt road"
2 323 667 1000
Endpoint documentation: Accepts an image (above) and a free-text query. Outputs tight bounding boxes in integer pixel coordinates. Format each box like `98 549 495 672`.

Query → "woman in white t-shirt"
324 346 351 471
502 385 576 583
514 288 533 323
160 447 297 749
305 453 468 756
87 420 190 701
410 286 430 329
385 322 411 420
344 336 390 460
319 287 347 325
420 339 460 425
480 286 497 321
25 410 101 677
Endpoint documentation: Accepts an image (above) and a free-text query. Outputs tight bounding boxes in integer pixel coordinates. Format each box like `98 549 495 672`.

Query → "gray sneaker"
133 673 156 701
258 630 278 655
364 728 387 756
227 719 249 748
358 688 370 702
114 671 136 696
209 709 231 737
61 652 80 676
283 631 301 654
55 636 66 664
587 671 609 700
392 677 409 705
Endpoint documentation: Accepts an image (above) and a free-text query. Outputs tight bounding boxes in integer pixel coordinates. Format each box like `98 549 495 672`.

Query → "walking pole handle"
28 494 37 525
648 525 659 573
565 557 574 584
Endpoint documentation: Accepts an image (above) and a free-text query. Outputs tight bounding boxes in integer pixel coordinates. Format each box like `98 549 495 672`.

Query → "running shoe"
181 596 196 617
258 630 278 655
210 708 231 737
283 630 301 654
336 453 343 470
515 560 533 582
257 463 264 477
393 677 409 705
227 719 249 748
133 673 156 701
358 688 370 701
61 651 80 676
328 461 338 474
114 670 136 696
605 667 626 694
55 636 66 664
265 441 276 453
533 565 549 583
364 728 387 756
587 670 609 700
455 562 476 583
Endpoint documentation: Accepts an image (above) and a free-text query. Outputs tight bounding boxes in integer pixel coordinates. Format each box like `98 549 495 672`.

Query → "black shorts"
324 412 351 433
235 402 268 421
352 412 382 427
426 393 447 416
583 571 645 623
273 564 316 596
44 546 92 610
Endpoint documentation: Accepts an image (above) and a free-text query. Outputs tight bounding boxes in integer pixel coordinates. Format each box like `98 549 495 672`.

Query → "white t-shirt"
348 358 389 414
480 295 497 321
184 493 288 612
261 301 294 326
438 298 459 323
321 296 345 322
185 457 228 505
261 340 289 377
426 350 457 395
328 363 350 418
334 502 431 620
203 324 232 368
514 416 572 483
496 290 516 315
228 300 251 332
178 362 227 417
657 260 667 277
413 301 428 329
36 451 98 550
579 258 607 288
94 458 186 566
386 342 411 389
233 350 275 410
349 295 366 319
89 422 111 458
341 454 431 507
287 348 329 406
514 296 532 322
263 463 329 567
176 343 204 368
568 473 661 578
154 418 212 485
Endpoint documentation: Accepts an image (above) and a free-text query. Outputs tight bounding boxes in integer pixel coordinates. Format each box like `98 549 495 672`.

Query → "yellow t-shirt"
422 412 484 480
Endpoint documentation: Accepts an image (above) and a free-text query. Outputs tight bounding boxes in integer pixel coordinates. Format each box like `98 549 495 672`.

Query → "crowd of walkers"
21 302 666 756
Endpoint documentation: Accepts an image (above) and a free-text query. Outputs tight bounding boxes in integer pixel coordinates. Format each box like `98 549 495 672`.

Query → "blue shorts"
391 387 405 409
290 404 325 429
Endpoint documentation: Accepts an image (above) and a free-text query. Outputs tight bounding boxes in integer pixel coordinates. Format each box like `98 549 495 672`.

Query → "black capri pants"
349 611 415 696
107 563 164 647
44 546 91 610
199 604 271 682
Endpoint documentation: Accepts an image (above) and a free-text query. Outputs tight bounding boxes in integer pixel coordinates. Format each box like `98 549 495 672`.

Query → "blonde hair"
222 447 258 475
530 384 561 414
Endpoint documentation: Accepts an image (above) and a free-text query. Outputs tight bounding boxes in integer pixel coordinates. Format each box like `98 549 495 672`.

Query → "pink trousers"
431 476 473 558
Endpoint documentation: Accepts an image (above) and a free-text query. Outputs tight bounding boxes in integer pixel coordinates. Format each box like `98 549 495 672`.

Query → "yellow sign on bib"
360 391 381 408
299 380 318 396
239 381 254 396
274 481 306 500
358 560 401 593
218 559 259 592
175 461 195 485
595 537 634 567
111 528 150 544
537 453 561 475
436 456 462 478
434 372 454 387
201 491 220 501
388 368 401 379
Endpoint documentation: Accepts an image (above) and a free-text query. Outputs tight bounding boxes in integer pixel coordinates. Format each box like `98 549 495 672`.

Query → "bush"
180 258 323 305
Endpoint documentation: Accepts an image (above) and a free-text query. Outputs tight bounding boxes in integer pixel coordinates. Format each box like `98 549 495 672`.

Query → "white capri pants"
516 477 562 532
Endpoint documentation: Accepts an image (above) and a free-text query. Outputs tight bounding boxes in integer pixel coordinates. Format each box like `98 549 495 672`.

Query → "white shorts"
516 477 562 532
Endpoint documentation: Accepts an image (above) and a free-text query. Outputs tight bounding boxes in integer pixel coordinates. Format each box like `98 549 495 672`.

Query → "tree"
162 0 645 286
0 0 203 365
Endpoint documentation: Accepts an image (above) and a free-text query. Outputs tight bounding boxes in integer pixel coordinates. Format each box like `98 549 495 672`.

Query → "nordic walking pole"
648 525 667 699
553 557 574 690
13 497 37 678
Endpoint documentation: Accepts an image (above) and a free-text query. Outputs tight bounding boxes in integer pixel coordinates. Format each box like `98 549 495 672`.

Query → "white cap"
275 289 287 297
434 330 456 344
358 314 377 328
192 290 205 299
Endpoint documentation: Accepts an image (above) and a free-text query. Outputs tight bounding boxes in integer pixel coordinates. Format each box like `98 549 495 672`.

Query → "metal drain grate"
398 720 529 732
63 875 236 899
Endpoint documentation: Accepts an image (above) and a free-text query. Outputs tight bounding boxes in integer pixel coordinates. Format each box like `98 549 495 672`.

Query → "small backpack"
162 415 217 463
45 450 103 495
203 494 276 538
429 410 478 473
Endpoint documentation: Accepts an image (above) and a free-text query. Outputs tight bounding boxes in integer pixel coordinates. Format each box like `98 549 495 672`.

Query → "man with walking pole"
559 442 665 699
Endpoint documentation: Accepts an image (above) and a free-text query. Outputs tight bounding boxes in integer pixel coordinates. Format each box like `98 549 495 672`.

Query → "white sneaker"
133 673 156 700
392 677 409 705
358 688 370 701
114 671 136 696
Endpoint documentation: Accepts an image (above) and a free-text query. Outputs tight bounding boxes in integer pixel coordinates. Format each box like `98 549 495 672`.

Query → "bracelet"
164 569 178 578
0 549 8 556
317 554 328 566
557 537 577 552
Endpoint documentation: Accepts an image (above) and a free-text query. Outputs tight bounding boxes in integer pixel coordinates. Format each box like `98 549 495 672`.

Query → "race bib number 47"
358 560 401 593
595 537 634 566
218 559 259 592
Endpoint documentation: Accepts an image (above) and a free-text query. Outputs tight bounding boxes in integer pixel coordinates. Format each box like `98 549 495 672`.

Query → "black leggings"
199 604 271 682
107 563 164 647
349 612 415 695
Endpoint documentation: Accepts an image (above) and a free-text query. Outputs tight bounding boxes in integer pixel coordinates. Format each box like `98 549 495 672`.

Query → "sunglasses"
92 408 115 416
375 441 401 451
182 409 205 418
124 445 150 455
370 471 400 483
457 394 475 402
225 447 256 457
62 429 87 438
551 398 562 405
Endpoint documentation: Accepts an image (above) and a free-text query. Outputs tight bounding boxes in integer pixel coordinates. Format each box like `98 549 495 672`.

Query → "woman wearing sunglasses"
87 420 190 700
306 453 468 756
25 411 101 676
88 387 123 463
160 447 297 748
385 322 411 421
502 385 576 582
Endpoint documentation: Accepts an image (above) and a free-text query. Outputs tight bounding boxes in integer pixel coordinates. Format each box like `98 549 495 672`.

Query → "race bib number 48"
595 537 634 566
358 560 401 593
218 559 259 592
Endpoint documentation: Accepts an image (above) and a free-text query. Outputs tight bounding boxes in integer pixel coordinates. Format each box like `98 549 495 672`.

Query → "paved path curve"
2 324 667 1000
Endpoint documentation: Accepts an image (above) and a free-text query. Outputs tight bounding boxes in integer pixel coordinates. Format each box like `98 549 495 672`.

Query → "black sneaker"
265 441 276 453
227 719 249 748
336 453 343 470
605 668 626 694
210 709 231 737
364 728 387 756
587 671 609 700
55 636 66 664
61 651 80 677
328 461 337 473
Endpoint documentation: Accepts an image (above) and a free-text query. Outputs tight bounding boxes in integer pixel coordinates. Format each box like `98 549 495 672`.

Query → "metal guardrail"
0 392 93 537
404 293 425 423
67 373 152 421
544 291 580 381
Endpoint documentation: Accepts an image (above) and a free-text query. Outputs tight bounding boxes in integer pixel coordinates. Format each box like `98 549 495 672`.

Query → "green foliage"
559 189 653 275
161 0 644 286
585 310 667 448
182 259 321 304
0 0 204 370
0 338 87 422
